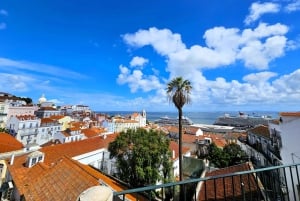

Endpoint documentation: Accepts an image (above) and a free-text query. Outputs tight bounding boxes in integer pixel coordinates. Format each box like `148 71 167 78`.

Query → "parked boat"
214 112 274 129
154 115 193 126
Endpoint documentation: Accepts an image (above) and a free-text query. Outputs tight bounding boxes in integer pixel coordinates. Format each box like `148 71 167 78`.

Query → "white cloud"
130 56 149 67
0 9 8 16
244 2 280 25
0 57 87 79
117 65 163 93
243 71 278 84
123 27 186 56
285 0 300 12
0 22 6 30
123 23 290 74
118 13 299 110
0 73 33 92
273 69 300 93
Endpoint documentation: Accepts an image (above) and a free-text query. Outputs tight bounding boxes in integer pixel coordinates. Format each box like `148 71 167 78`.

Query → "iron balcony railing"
113 162 300 201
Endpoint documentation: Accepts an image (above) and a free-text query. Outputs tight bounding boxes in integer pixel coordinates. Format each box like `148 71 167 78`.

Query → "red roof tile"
280 112 300 117
169 141 190 160
81 128 105 138
198 162 261 201
0 132 24 153
10 156 139 201
249 125 270 138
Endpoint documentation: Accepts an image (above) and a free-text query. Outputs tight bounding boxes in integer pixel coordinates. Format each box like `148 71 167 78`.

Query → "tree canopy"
207 143 248 168
108 128 172 187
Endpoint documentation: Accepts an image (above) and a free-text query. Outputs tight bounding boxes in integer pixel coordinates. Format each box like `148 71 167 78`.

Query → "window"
29 123 32 128
32 157 37 165
38 156 43 161
0 163 3 174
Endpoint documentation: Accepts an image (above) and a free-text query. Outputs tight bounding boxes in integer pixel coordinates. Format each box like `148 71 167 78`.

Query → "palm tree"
166 77 192 183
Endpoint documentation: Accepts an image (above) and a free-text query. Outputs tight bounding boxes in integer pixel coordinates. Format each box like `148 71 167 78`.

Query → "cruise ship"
154 115 193 126
214 112 274 129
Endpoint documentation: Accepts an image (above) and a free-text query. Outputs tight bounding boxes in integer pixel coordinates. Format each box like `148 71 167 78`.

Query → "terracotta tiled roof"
169 141 190 160
81 128 105 138
280 112 300 117
249 125 270 138
182 133 227 148
0 132 24 153
39 107 57 111
115 119 138 123
10 134 118 169
40 118 55 124
61 131 71 137
49 115 65 120
185 126 201 135
7 132 145 201
10 156 138 201
198 162 262 201
16 115 37 121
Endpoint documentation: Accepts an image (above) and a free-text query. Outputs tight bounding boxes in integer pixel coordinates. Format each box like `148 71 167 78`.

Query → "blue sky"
1 0 300 112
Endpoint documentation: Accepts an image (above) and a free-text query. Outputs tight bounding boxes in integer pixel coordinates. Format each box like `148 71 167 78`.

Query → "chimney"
10 154 15 165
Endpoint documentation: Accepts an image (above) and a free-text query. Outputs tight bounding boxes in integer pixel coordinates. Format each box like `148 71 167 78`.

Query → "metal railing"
113 163 300 201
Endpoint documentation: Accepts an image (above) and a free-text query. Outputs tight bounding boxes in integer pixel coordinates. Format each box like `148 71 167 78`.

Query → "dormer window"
26 151 45 168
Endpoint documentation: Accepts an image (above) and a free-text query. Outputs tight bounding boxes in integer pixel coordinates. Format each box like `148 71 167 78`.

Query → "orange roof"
49 115 65 120
7 133 145 201
131 112 139 118
39 107 57 111
185 126 201 135
9 156 138 201
115 119 138 123
81 128 105 138
248 125 270 138
61 131 71 137
198 162 261 201
16 115 37 121
182 133 227 148
0 132 24 153
280 112 300 117
169 141 190 160
40 118 55 124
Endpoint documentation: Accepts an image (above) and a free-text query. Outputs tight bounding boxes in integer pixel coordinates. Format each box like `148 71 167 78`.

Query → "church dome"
38 94 47 104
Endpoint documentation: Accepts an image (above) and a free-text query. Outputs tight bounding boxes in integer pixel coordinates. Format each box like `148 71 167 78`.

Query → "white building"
268 112 300 165
54 127 86 143
35 107 61 118
0 100 38 128
6 115 41 146
268 112 300 200
130 110 147 127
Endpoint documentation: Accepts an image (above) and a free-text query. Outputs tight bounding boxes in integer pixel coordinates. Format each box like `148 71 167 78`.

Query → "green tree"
223 143 248 166
207 143 247 168
108 128 172 188
21 97 33 104
0 127 9 133
207 143 229 168
166 77 192 182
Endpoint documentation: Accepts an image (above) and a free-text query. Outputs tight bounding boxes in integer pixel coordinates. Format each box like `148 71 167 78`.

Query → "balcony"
113 162 300 201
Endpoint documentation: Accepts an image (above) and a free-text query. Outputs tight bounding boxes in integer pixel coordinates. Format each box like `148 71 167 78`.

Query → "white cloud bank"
244 2 280 25
117 19 300 110
285 0 300 12
130 56 149 67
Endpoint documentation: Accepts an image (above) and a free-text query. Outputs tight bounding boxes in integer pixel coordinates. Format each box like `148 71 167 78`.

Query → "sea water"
99 111 279 125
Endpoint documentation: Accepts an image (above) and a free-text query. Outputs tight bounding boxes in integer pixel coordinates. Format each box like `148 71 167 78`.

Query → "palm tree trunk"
178 108 184 200
178 108 183 182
